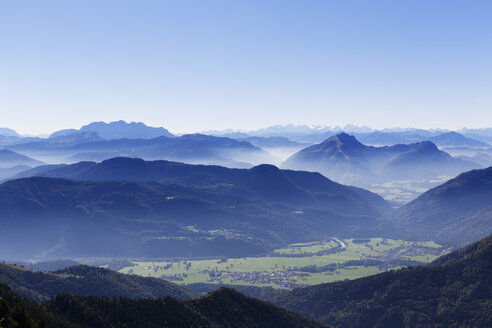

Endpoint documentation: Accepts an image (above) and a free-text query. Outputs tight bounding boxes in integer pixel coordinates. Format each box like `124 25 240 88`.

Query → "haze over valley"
1 1 491 326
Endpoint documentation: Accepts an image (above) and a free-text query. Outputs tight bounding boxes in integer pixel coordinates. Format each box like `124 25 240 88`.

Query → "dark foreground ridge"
0 263 196 302
270 234 492 328
0 285 329 328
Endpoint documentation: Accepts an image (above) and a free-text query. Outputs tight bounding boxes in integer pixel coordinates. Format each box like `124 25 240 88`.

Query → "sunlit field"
119 238 449 289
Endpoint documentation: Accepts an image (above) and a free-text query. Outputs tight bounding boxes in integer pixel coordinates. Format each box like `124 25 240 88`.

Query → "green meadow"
119 237 449 288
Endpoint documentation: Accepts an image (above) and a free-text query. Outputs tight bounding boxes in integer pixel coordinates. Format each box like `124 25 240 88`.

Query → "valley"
368 176 452 204
118 237 448 289
2 2 492 325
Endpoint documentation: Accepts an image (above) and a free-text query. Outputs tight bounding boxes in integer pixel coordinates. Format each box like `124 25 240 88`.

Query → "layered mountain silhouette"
241 136 309 148
393 166 492 246
282 133 480 185
0 149 43 168
428 131 490 148
0 127 20 137
51 120 174 139
353 130 434 146
270 234 492 328
47 130 103 145
7 133 275 168
0 149 44 180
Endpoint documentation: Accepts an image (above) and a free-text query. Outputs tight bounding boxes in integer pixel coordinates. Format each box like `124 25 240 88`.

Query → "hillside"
271 234 492 328
11 157 390 214
0 263 196 302
47 287 329 328
393 166 492 246
282 133 480 186
0 173 388 259
0 283 329 328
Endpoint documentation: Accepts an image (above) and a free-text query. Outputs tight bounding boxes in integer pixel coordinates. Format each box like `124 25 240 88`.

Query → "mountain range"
0 157 391 259
10 156 388 213
50 120 175 139
1 123 490 178
282 133 481 185
7 133 275 168
1 156 491 259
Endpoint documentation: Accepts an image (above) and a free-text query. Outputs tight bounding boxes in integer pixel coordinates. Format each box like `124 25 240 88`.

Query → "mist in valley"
1 1 492 326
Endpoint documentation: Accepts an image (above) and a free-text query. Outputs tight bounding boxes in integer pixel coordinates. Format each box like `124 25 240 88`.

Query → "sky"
0 0 491 135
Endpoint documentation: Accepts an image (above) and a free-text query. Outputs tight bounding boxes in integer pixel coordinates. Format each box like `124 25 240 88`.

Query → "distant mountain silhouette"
353 130 434 146
0 149 43 168
428 131 489 147
50 120 175 139
270 234 492 328
49 128 79 138
242 136 309 148
8 133 274 167
282 133 480 185
393 166 492 246
383 141 477 179
47 131 103 144
0 127 20 137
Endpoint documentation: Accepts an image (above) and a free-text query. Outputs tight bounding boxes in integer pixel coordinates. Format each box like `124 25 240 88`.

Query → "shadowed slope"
0 263 196 302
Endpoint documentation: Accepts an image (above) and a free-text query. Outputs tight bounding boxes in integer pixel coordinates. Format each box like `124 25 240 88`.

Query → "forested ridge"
0 284 329 328
0 263 195 302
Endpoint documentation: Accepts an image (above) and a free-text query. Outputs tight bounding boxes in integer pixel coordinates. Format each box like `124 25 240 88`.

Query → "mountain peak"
329 133 362 144
412 141 440 152
319 133 366 151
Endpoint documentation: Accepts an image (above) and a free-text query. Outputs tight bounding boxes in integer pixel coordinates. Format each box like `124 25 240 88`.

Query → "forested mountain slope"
393 166 492 246
0 283 329 328
0 263 196 302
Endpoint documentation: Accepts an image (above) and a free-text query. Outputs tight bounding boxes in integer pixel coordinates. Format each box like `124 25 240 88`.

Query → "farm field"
119 238 449 289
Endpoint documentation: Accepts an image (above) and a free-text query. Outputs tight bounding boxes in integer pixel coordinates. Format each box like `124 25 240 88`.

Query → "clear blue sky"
1 0 491 135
